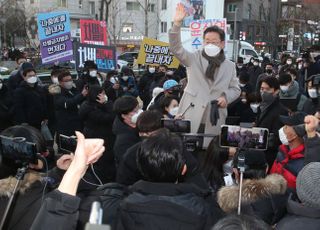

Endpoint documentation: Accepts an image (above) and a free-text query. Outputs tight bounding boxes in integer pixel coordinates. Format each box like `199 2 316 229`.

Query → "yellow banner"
137 37 180 68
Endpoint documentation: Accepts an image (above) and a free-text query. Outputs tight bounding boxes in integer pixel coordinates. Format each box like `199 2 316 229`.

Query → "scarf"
202 50 225 80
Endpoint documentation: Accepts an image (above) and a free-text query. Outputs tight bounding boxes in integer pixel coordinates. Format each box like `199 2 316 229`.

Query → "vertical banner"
179 0 205 27
137 37 180 68
74 42 116 72
80 19 108 45
37 11 73 64
190 18 227 50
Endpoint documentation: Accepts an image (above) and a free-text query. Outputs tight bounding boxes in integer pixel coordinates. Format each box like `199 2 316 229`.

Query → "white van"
226 40 262 64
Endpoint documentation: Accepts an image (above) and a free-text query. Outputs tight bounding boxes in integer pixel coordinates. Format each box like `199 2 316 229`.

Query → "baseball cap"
163 79 178 91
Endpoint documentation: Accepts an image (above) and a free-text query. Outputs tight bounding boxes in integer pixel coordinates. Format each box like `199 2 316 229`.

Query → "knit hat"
163 79 178 91
296 162 320 209
20 62 34 72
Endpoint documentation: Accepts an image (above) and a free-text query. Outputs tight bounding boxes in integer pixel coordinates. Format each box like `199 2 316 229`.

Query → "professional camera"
0 135 37 165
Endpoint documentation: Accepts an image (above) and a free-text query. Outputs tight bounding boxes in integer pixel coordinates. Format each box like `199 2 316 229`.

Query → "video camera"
0 135 38 165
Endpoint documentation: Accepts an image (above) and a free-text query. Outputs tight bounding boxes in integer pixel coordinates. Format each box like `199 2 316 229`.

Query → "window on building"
148 3 155 12
89 2 95 14
161 21 167 33
126 2 140 11
122 23 133 33
247 3 252 20
79 0 82 8
161 0 167 10
58 0 67 7
228 4 237 13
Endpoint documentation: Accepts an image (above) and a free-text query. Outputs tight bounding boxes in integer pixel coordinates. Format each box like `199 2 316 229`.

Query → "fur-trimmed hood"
0 172 43 197
217 174 287 213
48 84 61 95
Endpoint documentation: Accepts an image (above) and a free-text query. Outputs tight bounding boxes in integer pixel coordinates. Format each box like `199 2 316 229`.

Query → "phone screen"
161 119 191 133
0 135 37 164
220 125 269 150
59 134 77 153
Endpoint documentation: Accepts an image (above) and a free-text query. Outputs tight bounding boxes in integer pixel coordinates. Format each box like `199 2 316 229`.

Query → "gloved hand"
210 100 220 126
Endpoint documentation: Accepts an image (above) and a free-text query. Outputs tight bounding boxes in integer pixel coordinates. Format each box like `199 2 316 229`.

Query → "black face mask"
266 69 273 74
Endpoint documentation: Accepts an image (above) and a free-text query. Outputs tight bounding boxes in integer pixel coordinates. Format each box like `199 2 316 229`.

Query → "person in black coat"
12 68 48 130
138 66 156 110
0 79 13 131
112 96 142 165
79 85 116 183
54 70 87 138
276 162 320 230
248 59 263 90
256 77 288 167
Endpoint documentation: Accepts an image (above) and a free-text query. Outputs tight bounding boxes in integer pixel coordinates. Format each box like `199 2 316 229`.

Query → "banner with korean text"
190 18 227 50
74 42 116 72
137 37 180 68
37 11 73 64
80 19 108 45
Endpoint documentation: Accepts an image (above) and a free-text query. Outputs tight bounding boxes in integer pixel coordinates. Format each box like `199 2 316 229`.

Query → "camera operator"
217 150 288 225
103 70 124 102
0 125 73 230
75 60 100 91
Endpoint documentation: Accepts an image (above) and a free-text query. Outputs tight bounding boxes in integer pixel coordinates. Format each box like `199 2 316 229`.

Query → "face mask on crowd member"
203 29 225 57
114 96 140 128
265 64 273 75
122 75 129 81
131 109 143 124
286 59 293 65
89 69 97 78
204 44 221 57
259 78 279 103
58 71 74 90
308 88 318 99
279 73 294 94
23 68 38 86
253 61 259 66
250 103 260 113
148 66 156 74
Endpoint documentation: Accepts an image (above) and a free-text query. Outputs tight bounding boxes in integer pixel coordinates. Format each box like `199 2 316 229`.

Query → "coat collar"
217 174 287 213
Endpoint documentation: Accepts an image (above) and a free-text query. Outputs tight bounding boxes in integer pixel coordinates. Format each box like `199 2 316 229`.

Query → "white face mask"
280 85 290 93
253 62 259 66
131 109 143 124
122 76 129 81
110 77 117 84
308 88 318 98
169 107 179 116
149 67 155 73
298 64 303 70
250 103 259 113
64 81 73 90
104 95 108 102
26 76 37 84
204 44 221 57
241 98 247 103
239 83 246 87
279 127 289 145
52 77 59 84
286 60 292 65
89 70 97 77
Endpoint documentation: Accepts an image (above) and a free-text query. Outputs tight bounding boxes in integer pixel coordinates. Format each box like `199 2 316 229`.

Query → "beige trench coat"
169 25 241 145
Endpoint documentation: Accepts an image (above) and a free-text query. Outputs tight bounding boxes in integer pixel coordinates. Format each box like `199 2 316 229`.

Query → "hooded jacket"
276 194 320 230
217 174 288 225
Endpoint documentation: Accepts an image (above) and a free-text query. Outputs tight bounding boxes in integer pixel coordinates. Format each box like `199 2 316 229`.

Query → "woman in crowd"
159 95 179 119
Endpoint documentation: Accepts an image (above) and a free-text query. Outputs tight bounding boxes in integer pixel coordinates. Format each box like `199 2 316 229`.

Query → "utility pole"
233 8 238 61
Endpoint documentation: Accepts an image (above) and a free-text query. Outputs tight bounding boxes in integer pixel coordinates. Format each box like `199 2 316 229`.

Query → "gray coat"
169 25 240 144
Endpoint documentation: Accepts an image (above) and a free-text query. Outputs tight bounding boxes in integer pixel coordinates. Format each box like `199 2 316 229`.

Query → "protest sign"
137 37 180 68
74 42 116 72
190 18 227 50
37 11 73 64
179 0 205 28
80 19 108 45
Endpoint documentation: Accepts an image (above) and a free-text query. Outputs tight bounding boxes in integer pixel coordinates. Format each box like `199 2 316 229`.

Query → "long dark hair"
87 85 104 103
201 137 229 190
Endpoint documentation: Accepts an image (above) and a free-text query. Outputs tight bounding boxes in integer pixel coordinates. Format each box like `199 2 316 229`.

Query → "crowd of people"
0 4 320 230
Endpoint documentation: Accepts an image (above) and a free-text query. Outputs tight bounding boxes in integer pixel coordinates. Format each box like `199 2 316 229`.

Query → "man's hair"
203 26 225 41
137 110 162 133
287 68 297 77
51 68 62 78
137 128 185 183
212 214 270 230
278 73 292 85
159 64 168 70
113 96 138 117
159 96 178 115
259 76 280 90
58 70 72 82
22 68 36 77
239 72 250 83
265 63 273 68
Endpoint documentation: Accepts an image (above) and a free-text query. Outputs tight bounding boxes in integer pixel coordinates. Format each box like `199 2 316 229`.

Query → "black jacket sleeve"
54 92 85 111
304 134 320 165
30 190 81 230
12 88 27 124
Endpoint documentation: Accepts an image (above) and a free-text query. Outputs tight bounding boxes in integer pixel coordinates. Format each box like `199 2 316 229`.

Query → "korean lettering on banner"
37 11 73 64
190 18 227 50
179 0 205 28
80 19 108 45
136 38 180 68
74 42 116 72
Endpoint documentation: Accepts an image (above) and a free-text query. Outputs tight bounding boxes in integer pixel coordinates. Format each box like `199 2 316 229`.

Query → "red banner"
80 19 107 45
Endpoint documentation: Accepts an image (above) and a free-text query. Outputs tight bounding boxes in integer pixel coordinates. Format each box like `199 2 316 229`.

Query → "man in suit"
169 3 240 146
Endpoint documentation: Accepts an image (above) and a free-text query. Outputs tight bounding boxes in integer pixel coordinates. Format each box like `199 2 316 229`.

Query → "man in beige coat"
169 3 241 146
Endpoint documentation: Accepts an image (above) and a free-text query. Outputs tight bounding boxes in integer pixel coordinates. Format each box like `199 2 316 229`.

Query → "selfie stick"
85 202 111 230
0 165 28 229
237 150 246 215
181 103 195 117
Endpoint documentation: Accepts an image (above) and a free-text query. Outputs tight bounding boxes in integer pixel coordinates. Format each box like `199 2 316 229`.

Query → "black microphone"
181 103 195 116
